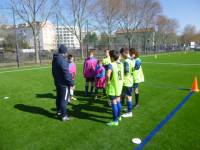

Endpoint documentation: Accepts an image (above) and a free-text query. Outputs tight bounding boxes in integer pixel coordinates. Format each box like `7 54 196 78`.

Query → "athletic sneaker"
118 117 122 121
122 112 133 118
71 96 77 101
57 112 61 116
106 121 119 126
62 116 71 121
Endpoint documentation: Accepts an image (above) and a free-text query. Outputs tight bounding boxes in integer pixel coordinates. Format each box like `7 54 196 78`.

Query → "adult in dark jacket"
52 44 72 121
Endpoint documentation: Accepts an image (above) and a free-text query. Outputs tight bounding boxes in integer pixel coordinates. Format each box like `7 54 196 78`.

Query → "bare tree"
11 0 59 63
117 0 143 48
140 0 161 53
181 25 198 45
155 15 179 51
95 0 121 49
58 0 94 58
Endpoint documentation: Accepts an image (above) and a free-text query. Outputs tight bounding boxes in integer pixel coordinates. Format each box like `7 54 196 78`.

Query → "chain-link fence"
0 43 190 68
0 22 193 68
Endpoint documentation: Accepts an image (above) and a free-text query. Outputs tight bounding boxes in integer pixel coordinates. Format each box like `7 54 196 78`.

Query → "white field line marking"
0 65 43 71
141 52 185 58
0 66 50 74
143 62 200 66
0 60 199 74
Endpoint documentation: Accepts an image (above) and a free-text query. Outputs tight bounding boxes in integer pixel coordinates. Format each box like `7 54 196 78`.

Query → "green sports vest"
103 57 111 65
133 58 144 83
123 58 134 87
107 61 124 96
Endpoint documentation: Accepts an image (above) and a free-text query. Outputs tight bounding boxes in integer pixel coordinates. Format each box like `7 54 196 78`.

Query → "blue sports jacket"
52 53 72 87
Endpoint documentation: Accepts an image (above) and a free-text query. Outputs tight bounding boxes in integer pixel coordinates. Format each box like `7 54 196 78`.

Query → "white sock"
70 88 74 96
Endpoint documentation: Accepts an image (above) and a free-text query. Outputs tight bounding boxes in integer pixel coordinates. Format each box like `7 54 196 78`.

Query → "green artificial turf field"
0 51 200 150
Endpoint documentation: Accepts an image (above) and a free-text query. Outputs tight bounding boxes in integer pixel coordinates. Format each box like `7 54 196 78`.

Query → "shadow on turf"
18 90 112 123
70 102 112 123
14 104 58 120
36 93 56 99
49 90 112 123
50 103 112 123
74 90 108 106
74 90 86 97
178 88 191 91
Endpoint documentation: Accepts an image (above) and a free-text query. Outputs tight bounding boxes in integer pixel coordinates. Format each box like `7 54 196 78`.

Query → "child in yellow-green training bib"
130 48 144 108
106 50 124 126
102 49 112 106
120 48 135 118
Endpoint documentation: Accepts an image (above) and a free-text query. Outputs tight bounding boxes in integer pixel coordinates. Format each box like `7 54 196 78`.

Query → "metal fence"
0 44 189 68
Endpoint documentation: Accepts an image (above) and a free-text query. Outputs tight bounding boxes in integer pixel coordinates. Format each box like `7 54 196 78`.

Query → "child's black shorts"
123 86 133 96
86 77 95 82
133 83 139 89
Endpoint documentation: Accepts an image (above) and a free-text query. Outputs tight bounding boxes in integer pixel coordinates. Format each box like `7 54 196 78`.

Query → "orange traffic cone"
192 77 199 92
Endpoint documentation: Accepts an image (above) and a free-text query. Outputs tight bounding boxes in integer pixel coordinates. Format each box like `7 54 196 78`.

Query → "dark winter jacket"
52 53 72 87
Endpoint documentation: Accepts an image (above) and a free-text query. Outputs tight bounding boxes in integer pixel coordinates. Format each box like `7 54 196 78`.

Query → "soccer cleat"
71 96 77 101
62 116 71 121
122 112 133 118
118 117 122 121
106 121 119 126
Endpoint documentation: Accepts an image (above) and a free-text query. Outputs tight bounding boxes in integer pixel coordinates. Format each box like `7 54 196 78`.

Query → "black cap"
58 44 68 54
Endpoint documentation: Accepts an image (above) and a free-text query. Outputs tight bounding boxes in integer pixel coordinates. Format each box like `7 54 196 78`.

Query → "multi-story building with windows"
56 26 86 49
16 21 56 51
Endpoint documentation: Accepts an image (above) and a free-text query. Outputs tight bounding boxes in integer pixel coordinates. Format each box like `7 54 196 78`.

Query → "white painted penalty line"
143 62 200 66
0 66 50 74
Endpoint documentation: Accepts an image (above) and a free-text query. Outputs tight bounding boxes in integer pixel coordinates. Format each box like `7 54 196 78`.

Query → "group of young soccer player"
67 47 144 126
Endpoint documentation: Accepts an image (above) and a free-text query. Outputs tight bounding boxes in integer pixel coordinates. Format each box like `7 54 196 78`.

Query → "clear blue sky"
0 0 200 32
160 0 200 32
